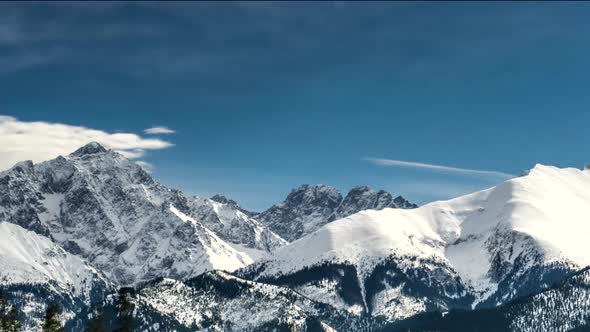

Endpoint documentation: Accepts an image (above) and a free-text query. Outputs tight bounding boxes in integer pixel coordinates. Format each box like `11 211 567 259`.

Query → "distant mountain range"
1 142 589 331
256 184 416 242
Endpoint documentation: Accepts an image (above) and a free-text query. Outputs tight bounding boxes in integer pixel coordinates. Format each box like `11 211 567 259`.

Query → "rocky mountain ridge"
0 143 281 285
256 184 417 242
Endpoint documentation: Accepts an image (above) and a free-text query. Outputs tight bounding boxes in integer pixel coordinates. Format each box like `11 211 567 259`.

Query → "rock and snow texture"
132 270 375 331
256 185 343 242
0 142 413 287
329 186 418 222
0 142 277 285
245 164 590 321
3 141 590 330
257 184 417 242
191 196 287 252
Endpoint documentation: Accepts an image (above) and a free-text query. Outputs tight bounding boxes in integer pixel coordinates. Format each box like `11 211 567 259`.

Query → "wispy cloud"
0 115 173 171
365 157 514 180
144 126 175 135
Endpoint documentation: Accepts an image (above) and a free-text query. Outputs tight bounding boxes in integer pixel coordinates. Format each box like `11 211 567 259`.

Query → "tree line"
0 290 19 332
0 288 136 332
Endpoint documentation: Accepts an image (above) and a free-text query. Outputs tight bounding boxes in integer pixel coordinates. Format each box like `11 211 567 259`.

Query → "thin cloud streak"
144 126 175 135
365 157 514 180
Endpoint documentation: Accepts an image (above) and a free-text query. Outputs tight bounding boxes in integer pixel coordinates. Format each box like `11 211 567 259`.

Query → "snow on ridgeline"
248 164 590 318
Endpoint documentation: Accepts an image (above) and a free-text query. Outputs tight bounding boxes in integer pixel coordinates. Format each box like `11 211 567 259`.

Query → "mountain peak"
210 194 240 208
10 160 34 173
70 142 108 157
259 183 417 241
288 184 340 197
348 185 373 193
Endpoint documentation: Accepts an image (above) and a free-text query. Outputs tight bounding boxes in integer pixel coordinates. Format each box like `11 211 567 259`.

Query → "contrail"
364 157 514 180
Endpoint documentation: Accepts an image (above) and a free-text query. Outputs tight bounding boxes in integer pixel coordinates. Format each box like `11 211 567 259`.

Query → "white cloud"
365 157 514 180
0 116 173 171
144 126 175 135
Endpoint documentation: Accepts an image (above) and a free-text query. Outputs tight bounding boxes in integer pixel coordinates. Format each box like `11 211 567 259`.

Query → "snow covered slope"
0 222 106 296
0 222 110 330
243 164 590 320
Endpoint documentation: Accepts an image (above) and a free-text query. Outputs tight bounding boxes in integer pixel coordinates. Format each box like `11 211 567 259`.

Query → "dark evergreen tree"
4 305 20 332
114 288 136 332
42 303 64 332
0 290 20 332
85 307 105 332
0 290 7 330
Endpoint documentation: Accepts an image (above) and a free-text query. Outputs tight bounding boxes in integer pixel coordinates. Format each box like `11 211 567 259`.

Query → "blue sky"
1 2 589 210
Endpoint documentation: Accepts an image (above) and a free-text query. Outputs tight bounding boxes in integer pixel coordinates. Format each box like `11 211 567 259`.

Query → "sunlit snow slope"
0 222 110 330
249 164 590 318
0 222 106 296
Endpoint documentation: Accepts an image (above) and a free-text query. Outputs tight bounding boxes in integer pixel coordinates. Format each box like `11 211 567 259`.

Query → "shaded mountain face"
69 270 384 332
382 267 590 332
257 184 417 242
0 142 282 285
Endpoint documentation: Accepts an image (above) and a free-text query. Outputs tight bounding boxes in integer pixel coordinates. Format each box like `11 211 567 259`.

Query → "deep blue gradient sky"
2 2 590 210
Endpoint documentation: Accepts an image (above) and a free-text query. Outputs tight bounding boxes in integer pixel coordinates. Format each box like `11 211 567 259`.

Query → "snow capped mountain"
0 142 278 285
241 209 471 321
242 164 590 322
3 141 590 331
257 184 417 242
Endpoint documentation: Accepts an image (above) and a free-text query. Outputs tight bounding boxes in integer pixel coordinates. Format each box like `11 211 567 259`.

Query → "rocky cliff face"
0 142 280 285
257 184 417 242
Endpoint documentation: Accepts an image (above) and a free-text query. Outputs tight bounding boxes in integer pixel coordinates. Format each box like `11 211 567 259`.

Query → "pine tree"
0 289 7 328
4 306 20 332
114 288 135 332
0 290 20 332
42 303 64 332
85 307 105 332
